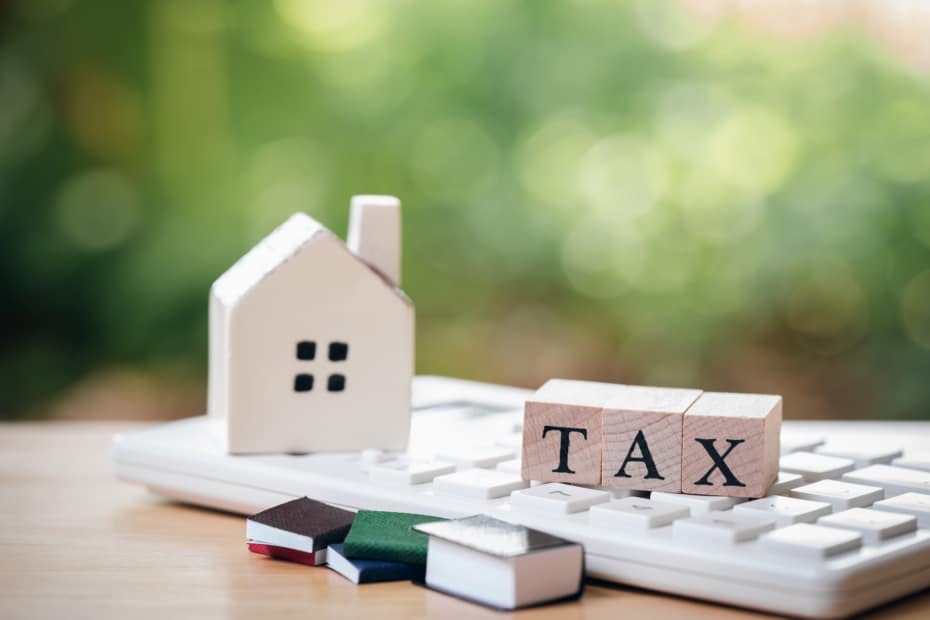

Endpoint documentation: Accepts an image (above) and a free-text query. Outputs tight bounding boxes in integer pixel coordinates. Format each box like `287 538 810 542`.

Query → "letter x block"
521 379 613 485
601 385 703 492
681 392 782 498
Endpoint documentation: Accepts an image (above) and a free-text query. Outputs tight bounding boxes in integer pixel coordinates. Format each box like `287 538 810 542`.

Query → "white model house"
207 195 414 454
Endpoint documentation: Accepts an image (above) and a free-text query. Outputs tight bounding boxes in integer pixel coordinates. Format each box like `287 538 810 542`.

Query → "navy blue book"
326 544 426 584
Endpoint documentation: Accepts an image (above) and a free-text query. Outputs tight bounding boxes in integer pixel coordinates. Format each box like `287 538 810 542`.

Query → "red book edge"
248 542 324 566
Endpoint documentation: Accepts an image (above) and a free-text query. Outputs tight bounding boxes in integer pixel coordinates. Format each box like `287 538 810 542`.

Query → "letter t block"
681 392 782 498
521 379 610 485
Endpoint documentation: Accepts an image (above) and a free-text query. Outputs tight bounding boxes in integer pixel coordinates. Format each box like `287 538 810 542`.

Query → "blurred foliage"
1 0 929 420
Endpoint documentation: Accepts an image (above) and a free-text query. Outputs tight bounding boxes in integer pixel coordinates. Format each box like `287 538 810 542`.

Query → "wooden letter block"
601 386 703 493
521 379 612 485
681 392 782 498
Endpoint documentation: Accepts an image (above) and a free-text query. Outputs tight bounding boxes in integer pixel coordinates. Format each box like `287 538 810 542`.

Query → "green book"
342 510 445 566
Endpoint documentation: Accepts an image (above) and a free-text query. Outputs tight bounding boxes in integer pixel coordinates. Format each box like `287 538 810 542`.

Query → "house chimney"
347 195 401 286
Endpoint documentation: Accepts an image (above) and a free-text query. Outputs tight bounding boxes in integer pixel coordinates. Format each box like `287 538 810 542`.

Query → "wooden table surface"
2 422 929 620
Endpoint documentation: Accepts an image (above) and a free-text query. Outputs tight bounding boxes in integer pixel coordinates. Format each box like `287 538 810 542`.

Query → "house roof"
211 212 409 307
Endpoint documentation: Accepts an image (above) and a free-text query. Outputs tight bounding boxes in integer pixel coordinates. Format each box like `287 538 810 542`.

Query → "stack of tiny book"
327 510 441 583
245 500 434 584
246 498 584 609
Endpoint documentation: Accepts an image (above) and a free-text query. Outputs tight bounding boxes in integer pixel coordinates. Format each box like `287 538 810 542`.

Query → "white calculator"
112 375 930 618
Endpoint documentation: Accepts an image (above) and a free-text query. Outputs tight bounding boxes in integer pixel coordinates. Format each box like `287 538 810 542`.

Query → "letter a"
613 430 665 480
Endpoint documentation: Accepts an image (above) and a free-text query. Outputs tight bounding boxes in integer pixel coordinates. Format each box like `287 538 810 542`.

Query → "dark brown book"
247 497 356 553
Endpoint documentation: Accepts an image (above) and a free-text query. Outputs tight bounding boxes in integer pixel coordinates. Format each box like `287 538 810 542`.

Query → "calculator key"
495 458 522 474
780 435 825 455
673 511 775 544
581 484 647 499
650 492 745 514
511 483 611 514
760 523 862 559
892 453 930 473
493 434 523 450
357 450 405 472
780 452 855 482
369 460 455 485
436 446 515 469
590 498 689 530
790 480 884 510
360 448 389 464
817 508 917 544
432 468 528 500
843 465 930 497
768 472 806 496
734 495 832 526
872 493 930 529
814 443 902 467
358 449 397 471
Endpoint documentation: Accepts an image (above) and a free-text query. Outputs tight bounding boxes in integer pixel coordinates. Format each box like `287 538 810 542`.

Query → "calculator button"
358 449 399 471
814 443 902 467
493 434 523 450
580 484 647 499
590 498 689 530
780 452 856 482
734 495 832 526
360 448 389 464
369 460 455 485
760 523 862 559
432 468 528 499
780 436 825 455
495 458 522 474
650 492 745 514
673 511 775 544
768 472 806 496
511 483 611 514
843 465 930 497
789 479 884 510
817 508 917 544
892 453 930 473
872 493 930 528
436 446 515 469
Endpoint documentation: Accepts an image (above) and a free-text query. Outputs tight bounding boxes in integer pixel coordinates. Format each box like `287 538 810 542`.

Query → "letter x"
693 438 746 487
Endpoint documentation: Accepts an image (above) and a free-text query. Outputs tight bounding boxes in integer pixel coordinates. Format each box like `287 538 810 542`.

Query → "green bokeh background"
2 0 929 420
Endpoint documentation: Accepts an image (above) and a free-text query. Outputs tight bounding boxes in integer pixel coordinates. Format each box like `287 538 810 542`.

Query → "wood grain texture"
681 392 782 498
521 380 614 485
1 422 928 620
601 386 703 492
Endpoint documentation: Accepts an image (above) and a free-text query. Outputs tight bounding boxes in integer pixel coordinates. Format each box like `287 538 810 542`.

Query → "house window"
294 374 314 392
328 342 348 361
296 341 316 360
294 340 348 394
327 374 346 392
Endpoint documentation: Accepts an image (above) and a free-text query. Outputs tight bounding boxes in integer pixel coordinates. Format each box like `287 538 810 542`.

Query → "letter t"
542 425 588 474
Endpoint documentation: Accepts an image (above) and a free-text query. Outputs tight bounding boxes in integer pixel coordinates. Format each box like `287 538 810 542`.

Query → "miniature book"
413 514 584 610
246 542 320 566
246 497 356 565
342 510 445 565
326 543 426 584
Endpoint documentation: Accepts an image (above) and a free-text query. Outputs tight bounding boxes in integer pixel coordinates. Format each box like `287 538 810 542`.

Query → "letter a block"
681 392 782 498
601 385 703 493
521 379 611 485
